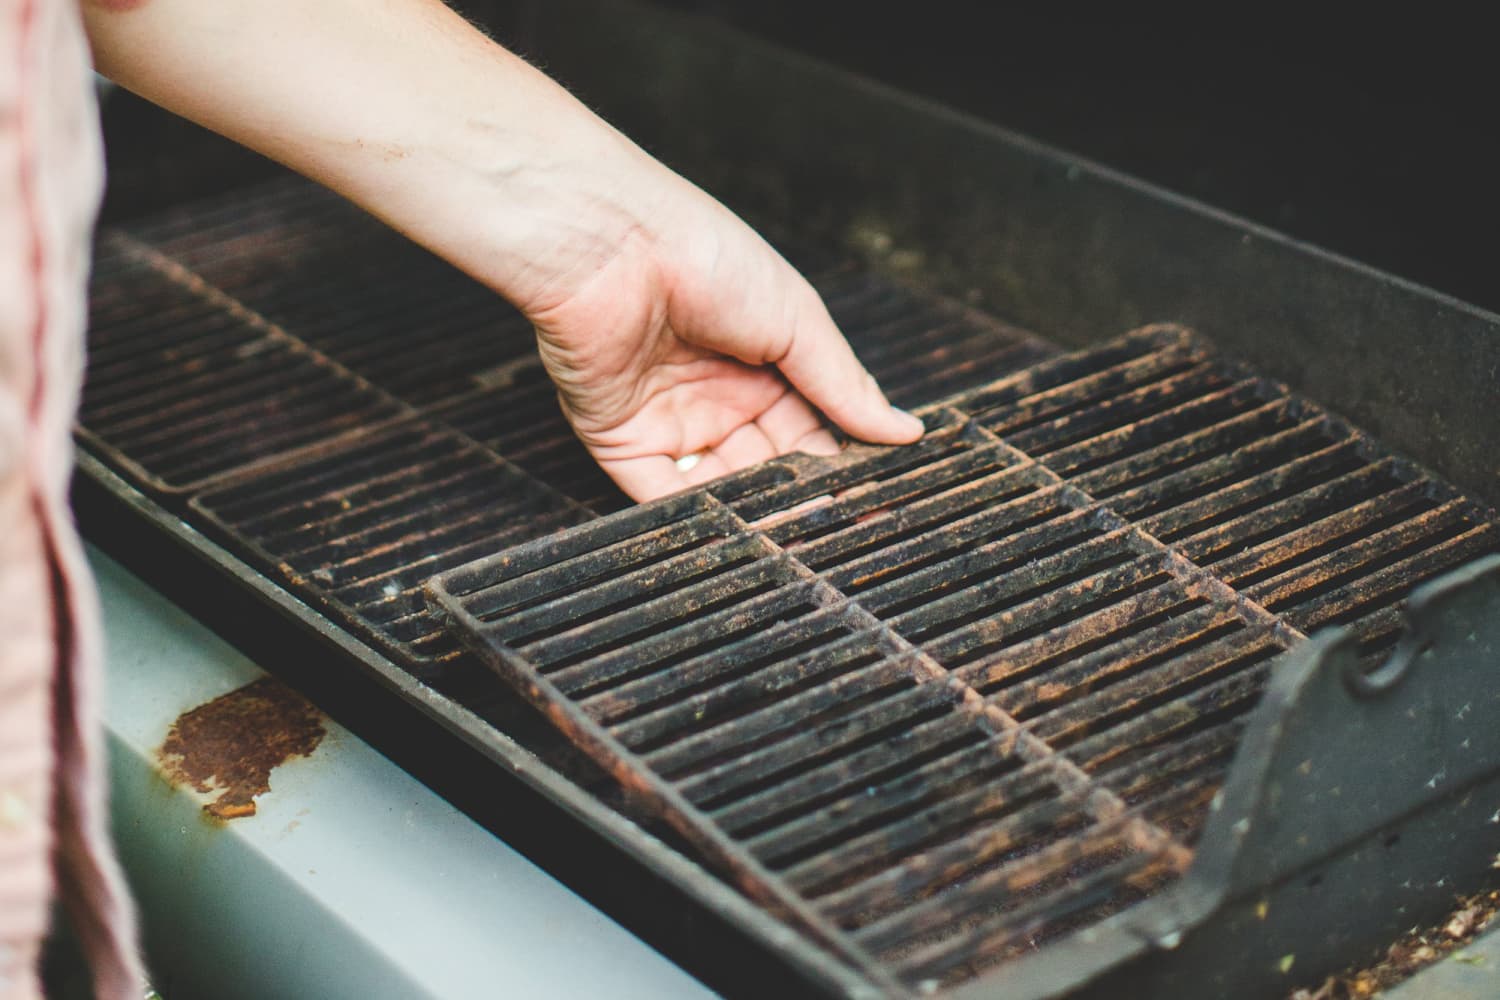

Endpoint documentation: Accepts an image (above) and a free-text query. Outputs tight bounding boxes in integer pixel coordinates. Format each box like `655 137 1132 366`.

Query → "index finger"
771 286 925 446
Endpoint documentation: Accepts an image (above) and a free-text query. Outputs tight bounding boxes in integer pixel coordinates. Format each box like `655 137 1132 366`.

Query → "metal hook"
1342 635 1428 699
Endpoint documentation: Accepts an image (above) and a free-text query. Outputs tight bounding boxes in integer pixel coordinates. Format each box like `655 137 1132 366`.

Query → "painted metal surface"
94 546 714 1000
1384 925 1500 1000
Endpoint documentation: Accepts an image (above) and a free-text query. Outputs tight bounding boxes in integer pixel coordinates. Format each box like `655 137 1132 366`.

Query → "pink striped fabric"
2 0 141 995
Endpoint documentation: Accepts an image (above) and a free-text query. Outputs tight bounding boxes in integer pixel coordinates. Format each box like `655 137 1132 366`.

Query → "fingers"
601 454 691 502
754 391 840 456
772 288 925 446
599 449 736 502
754 391 824 451
714 422 779 469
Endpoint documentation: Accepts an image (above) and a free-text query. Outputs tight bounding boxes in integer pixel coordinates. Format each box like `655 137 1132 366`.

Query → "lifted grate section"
427 326 1499 993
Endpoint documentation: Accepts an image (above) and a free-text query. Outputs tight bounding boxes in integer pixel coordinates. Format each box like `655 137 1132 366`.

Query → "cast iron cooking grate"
426 326 1499 993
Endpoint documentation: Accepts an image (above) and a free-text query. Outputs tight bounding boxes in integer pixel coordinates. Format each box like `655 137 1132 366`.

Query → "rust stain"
157 678 326 820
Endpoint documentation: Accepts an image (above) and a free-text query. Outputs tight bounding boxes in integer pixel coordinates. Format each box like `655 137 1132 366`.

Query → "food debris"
1445 903 1485 940
1287 889 1499 999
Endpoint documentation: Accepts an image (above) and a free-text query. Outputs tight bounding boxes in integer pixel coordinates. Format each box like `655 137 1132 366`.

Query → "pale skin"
83 0 925 501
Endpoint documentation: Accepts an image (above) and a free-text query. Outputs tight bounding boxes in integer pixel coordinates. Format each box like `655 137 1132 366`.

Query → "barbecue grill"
78 1 1500 997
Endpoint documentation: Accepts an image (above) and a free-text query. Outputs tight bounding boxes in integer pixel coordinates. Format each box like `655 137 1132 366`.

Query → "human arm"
83 0 924 500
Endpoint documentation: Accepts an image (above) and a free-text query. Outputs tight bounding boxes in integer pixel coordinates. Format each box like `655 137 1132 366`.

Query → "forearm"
83 0 660 309
84 0 924 501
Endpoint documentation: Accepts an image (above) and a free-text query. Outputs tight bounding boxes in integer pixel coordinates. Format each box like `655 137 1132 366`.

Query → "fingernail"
894 408 925 437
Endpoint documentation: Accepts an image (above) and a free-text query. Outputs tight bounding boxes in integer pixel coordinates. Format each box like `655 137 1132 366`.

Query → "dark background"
654 4 1498 314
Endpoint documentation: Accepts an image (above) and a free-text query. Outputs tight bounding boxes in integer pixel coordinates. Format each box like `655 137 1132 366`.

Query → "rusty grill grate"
187 421 593 679
82 250 409 492
80 176 1049 697
426 326 1500 993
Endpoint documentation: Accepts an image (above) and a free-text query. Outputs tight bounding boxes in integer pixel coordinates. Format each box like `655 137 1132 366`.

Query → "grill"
425 325 1496 993
79 2 1500 997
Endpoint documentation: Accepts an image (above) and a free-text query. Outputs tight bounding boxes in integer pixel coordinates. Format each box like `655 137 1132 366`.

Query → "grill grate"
427 326 1499 992
82 248 409 492
188 420 594 680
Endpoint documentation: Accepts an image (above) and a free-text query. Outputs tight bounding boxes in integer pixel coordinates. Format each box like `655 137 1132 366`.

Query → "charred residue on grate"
82 246 408 493
188 421 594 679
427 325 1499 993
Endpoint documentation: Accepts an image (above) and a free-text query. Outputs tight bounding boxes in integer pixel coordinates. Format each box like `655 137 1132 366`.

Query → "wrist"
329 54 672 317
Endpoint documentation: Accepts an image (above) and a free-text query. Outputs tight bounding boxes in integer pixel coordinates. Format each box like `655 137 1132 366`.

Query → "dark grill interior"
427 327 1498 992
81 173 1499 996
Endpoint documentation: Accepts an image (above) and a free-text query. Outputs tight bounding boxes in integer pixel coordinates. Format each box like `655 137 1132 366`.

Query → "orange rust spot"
157 678 325 820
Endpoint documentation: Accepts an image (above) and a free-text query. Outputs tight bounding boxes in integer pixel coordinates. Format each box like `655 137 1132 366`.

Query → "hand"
517 159 925 501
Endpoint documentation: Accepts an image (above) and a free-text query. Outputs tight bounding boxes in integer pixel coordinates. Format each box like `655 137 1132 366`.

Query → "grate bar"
891 549 1173 659
890 819 1191 986
580 589 846 724
523 552 794 662
492 533 776 647
775 761 1065 897
636 628 905 776
977 599 1239 714
1028 626 1282 748
1034 378 1272 476
1277 523 1499 631
1211 478 1436 585
746 741 1043 870
1246 500 1477 608
1058 660 1276 773
1073 398 1303 499
709 709 989 835
848 813 1151 950
1100 414 1346 518
668 674 954 801
810 785 1092 926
